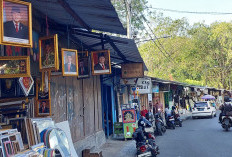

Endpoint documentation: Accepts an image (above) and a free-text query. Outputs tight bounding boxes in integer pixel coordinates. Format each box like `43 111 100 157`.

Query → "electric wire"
148 7 232 15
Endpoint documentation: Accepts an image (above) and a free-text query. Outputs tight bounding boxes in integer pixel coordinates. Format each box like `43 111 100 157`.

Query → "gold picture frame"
39 34 59 71
78 51 90 78
91 50 111 75
0 56 30 78
0 0 32 47
35 72 51 117
61 48 78 76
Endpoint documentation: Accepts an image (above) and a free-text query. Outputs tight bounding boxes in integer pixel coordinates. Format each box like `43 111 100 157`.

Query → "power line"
133 13 174 63
149 7 232 15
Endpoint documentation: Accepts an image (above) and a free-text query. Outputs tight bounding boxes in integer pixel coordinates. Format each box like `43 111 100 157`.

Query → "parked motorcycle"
166 115 175 129
174 113 182 127
221 116 232 131
154 113 166 135
133 117 160 157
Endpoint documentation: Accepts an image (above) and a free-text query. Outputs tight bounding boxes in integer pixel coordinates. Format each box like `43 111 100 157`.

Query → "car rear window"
194 102 208 107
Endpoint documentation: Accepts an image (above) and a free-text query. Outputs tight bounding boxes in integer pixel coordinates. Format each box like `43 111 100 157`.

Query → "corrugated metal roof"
28 0 126 35
72 33 146 66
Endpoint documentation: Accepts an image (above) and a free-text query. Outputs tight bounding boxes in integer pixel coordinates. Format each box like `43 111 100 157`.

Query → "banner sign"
121 63 144 78
131 77 152 94
152 84 159 93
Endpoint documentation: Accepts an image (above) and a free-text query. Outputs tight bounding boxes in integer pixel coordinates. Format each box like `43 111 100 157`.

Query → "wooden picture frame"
0 78 16 98
37 99 51 117
0 56 30 78
0 0 32 47
39 34 59 71
78 51 90 78
3 141 14 157
18 76 34 96
61 48 78 76
91 50 111 75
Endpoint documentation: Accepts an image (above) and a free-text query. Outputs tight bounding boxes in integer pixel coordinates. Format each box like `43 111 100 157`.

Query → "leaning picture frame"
0 0 32 47
3 141 14 157
39 34 59 71
91 50 111 75
0 56 30 78
61 48 78 77
78 51 90 78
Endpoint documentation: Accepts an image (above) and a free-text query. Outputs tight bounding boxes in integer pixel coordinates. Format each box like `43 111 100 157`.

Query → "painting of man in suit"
78 60 88 76
39 101 50 114
92 50 111 75
64 51 77 75
3 4 29 44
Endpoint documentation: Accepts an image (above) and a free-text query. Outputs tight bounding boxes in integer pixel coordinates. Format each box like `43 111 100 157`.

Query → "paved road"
156 113 232 157
102 112 232 157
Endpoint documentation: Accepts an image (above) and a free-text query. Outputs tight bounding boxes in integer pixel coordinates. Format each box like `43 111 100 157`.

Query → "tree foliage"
139 13 232 89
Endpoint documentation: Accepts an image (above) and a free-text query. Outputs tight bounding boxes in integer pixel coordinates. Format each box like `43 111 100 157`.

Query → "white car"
192 101 216 119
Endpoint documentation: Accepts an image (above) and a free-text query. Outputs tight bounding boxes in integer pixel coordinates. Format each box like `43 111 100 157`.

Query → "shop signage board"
121 63 144 79
159 83 170 92
131 77 152 94
152 84 159 93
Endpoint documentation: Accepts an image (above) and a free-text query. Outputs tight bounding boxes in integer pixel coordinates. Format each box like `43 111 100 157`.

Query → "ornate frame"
91 50 111 75
61 48 78 77
0 56 30 78
39 34 59 71
0 0 32 47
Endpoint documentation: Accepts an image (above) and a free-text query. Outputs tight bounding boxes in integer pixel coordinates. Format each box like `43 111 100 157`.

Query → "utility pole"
125 0 132 39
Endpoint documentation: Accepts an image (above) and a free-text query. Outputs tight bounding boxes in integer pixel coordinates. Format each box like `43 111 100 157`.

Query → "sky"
147 0 232 25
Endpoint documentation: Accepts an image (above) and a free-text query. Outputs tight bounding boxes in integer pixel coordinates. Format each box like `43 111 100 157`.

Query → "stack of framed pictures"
0 129 24 157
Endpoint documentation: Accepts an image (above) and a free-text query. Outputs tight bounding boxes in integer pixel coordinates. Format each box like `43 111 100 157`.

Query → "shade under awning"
72 30 147 70
28 0 126 35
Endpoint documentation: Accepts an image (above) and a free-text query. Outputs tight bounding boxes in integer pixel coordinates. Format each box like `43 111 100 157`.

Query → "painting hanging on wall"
39 34 59 71
78 51 90 78
0 78 16 98
91 50 111 75
61 48 78 76
37 99 51 116
0 56 30 78
1 0 32 47
18 76 34 96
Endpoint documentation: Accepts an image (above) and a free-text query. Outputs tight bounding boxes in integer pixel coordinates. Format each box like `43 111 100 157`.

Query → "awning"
71 29 147 69
28 0 126 35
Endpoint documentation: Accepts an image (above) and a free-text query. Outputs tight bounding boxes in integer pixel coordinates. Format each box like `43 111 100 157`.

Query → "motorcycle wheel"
179 122 182 127
161 126 166 133
172 123 175 129
225 126 229 131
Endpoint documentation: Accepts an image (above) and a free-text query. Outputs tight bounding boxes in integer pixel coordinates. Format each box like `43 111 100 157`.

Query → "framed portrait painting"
78 51 90 78
18 76 34 96
0 56 30 78
39 34 59 71
1 0 32 47
61 48 78 76
37 99 51 116
91 50 111 75
1 78 16 98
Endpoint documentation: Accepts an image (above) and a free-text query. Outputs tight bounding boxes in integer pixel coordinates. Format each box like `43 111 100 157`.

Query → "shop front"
0 0 129 156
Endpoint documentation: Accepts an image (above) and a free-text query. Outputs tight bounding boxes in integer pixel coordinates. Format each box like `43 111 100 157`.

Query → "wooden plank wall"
50 76 102 143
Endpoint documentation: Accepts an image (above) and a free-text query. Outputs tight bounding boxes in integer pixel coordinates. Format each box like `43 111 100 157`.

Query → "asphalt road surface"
156 113 232 157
